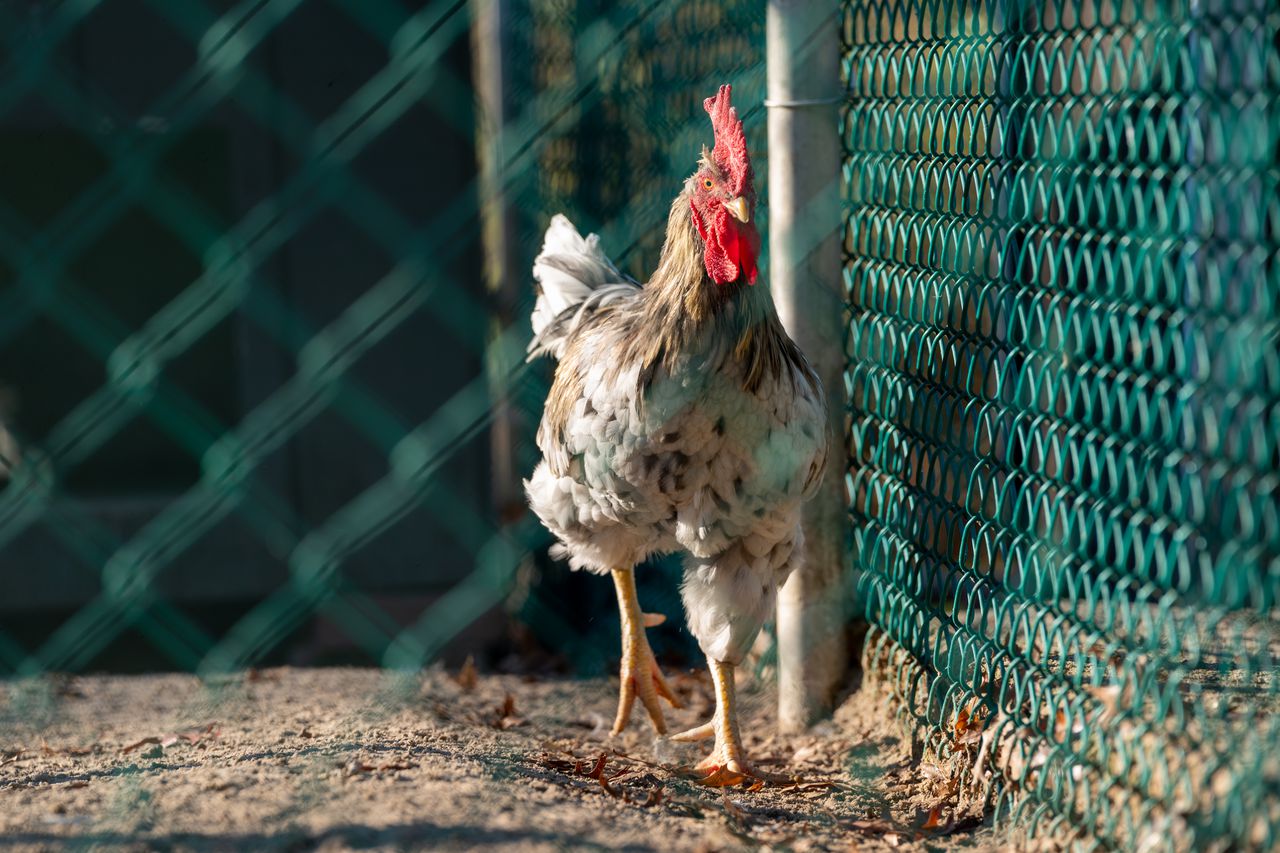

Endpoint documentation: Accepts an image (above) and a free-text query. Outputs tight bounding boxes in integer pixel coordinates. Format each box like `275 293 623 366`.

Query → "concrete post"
767 0 850 731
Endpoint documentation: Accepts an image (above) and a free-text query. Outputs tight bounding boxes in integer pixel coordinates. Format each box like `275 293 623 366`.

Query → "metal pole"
767 0 849 731
471 0 524 520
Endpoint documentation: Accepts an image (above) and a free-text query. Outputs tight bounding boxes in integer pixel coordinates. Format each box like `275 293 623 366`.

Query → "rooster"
525 86 827 774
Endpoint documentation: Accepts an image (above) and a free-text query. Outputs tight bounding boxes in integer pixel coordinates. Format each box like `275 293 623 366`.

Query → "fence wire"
0 0 765 676
1 0 1277 848
842 0 1280 847
0 0 511 678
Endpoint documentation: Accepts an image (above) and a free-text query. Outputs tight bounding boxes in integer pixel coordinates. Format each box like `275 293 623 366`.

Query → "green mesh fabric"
842 0 1279 847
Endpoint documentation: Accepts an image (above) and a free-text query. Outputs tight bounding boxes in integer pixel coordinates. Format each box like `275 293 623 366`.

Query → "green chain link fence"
0 0 766 676
2 0 1277 847
842 0 1279 847
0 0 513 677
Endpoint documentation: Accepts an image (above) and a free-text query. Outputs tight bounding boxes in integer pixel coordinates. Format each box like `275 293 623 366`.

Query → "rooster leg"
692 658 751 776
611 569 681 736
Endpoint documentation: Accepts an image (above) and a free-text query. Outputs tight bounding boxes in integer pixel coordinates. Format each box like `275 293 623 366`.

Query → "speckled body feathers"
525 206 827 665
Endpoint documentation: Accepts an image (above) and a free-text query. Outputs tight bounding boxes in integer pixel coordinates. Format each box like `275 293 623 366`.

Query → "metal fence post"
767 1 849 731
471 0 525 522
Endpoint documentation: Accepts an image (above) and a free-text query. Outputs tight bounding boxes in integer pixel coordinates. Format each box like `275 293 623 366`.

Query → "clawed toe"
613 660 679 735
672 719 753 780
610 571 682 736
670 720 715 742
696 752 752 777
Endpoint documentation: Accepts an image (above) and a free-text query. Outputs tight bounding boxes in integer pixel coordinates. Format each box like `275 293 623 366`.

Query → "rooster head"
688 85 759 286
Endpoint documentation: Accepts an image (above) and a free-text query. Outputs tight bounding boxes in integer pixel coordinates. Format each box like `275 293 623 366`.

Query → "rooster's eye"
703 178 714 190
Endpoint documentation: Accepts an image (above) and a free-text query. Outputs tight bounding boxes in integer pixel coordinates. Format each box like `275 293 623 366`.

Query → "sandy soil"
0 666 1022 851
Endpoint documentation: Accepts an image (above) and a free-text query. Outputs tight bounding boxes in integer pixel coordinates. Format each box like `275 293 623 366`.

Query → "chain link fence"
1 0 1278 848
1 0 509 677
0 0 764 678
842 0 1279 847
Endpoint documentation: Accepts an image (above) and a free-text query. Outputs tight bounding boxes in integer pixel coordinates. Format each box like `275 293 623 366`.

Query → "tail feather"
528 214 639 361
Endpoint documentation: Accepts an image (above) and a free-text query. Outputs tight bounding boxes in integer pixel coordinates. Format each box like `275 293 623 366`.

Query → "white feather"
527 214 640 360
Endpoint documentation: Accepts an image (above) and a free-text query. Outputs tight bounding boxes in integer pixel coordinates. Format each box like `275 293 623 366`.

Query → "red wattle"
692 204 759 285
739 225 760 285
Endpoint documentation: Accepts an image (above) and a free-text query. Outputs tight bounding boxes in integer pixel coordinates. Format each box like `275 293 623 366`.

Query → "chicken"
525 85 827 775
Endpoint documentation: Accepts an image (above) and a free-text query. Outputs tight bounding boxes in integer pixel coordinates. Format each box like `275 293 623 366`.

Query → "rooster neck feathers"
538 84 815 445
632 192 788 392
579 192 805 396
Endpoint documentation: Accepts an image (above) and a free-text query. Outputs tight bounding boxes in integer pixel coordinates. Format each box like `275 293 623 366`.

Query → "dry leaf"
121 737 162 754
376 761 415 772
918 762 948 782
454 656 479 692
695 767 749 788
488 694 526 729
122 724 218 754
922 805 943 830
40 740 94 757
586 754 621 798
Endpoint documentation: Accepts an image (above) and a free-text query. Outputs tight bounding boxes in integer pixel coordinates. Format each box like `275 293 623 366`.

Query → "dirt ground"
0 666 1025 852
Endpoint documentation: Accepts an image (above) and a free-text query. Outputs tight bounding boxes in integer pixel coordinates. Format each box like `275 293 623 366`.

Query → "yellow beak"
724 197 750 224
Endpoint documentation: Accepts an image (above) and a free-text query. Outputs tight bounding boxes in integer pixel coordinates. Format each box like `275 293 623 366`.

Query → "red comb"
703 85 752 197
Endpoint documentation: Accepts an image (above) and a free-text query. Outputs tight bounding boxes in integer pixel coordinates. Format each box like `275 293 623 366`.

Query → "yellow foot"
675 658 753 779
696 749 752 777
670 720 714 742
611 570 682 736
613 624 680 735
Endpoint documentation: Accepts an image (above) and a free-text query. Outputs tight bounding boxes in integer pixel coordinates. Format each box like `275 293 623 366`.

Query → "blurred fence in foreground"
0 0 764 676
842 0 1280 847
3 0 1279 848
